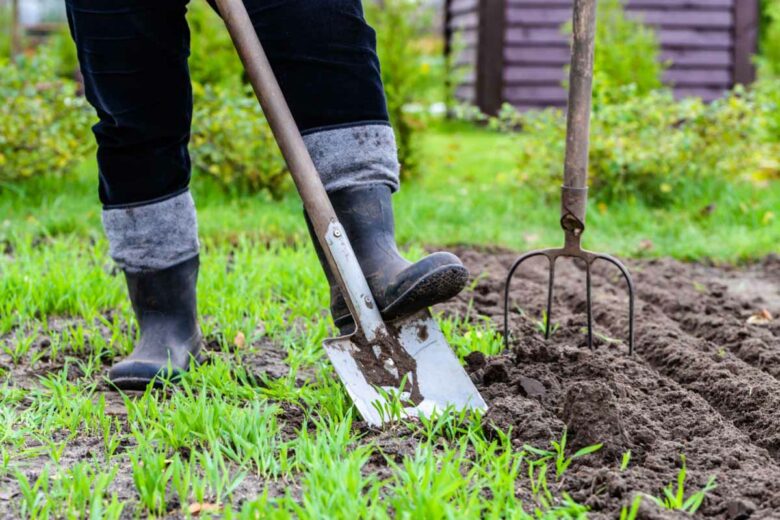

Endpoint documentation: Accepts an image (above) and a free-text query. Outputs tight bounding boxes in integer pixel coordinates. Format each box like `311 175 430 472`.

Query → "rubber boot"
307 185 469 333
108 255 203 390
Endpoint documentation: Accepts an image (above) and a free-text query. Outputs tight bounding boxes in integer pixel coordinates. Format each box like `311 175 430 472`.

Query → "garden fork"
503 0 635 354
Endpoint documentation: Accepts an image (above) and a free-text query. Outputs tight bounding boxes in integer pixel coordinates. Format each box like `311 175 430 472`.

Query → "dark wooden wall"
445 0 760 114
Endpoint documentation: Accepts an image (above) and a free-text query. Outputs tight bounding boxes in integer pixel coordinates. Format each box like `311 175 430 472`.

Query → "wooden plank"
663 68 732 86
453 47 478 67
504 65 566 83
476 0 507 115
625 0 732 7
506 26 733 49
504 45 571 64
630 10 733 29
448 12 479 31
505 27 571 45
661 49 733 67
656 29 734 49
505 7 733 29
504 46 733 68
454 30 480 47
503 85 568 103
450 0 480 14
674 86 729 101
455 84 477 102
733 0 758 84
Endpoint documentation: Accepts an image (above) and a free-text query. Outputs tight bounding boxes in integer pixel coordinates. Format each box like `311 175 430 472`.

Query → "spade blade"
323 310 488 427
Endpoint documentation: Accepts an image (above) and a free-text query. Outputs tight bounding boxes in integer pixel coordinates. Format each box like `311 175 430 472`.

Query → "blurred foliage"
190 83 289 197
46 25 80 79
0 3 11 59
183 2 286 196
494 80 780 207
759 0 780 78
364 0 445 180
590 0 666 104
186 0 244 88
0 47 95 186
2 0 447 191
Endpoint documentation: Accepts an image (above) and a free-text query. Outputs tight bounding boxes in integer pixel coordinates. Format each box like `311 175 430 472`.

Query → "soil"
2 248 780 517
438 247 780 518
350 325 424 406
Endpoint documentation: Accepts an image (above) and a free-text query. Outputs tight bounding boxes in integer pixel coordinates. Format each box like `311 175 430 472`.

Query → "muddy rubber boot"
108 256 203 390
307 185 469 333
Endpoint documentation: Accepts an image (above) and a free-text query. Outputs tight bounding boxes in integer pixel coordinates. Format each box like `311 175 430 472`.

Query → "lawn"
1 121 780 518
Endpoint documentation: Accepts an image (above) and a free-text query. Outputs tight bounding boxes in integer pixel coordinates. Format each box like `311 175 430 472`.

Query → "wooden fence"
444 0 760 114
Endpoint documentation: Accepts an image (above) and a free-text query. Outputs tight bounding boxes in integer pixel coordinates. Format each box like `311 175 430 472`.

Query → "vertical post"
443 0 454 114
10 0 21 58
476 0 506 115
733 0 758 85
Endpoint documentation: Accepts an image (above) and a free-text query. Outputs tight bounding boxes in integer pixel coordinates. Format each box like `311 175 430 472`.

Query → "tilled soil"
439 248 780 518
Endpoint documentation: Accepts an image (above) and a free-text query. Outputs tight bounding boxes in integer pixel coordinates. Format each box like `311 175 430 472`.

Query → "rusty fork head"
503 187 636 354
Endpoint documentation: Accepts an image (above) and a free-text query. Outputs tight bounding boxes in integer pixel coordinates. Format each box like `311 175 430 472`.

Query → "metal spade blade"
324 310 487 427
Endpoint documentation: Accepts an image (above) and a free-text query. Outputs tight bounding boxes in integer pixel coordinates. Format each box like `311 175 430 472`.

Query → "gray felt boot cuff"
102 191 200 273
302 124 401 193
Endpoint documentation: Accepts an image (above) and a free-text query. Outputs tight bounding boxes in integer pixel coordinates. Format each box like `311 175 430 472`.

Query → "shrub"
759 0 780 78
186 1 245 88
591 0 666 104
190 83 289 197
46 25 80 80
500 80 780 207
0 50 95 186
364 0 442 180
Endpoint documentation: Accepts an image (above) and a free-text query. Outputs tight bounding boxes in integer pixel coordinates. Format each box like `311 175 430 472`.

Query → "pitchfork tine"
585 261 594 350
503 250 549 349
593 253 636 354
545 257 556 340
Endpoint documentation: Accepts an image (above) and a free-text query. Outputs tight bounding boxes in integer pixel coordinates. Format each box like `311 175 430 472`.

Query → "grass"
649 455 717 514
0 121 747 517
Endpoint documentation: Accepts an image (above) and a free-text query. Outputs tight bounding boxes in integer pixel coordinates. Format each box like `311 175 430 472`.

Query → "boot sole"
108 352 206 391
381 263 469 321
335 263 469 333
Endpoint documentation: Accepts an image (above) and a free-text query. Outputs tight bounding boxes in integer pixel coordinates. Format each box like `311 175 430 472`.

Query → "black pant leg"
66 0 193 207
240 0 390 133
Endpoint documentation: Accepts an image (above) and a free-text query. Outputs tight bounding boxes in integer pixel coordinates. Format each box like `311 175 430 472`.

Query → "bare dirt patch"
440 248 780 517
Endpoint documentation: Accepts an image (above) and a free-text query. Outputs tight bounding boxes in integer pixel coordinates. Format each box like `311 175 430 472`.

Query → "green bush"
364 0 442 180
0 50 95 186
500 80 780 207
591 0 666 104
186 1 245 88
759 0 780 78
190 83 289 197
0 4 12 60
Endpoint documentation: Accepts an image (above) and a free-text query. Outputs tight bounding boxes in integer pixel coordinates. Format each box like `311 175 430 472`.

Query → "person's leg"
66 0 202 388
240 0 469 331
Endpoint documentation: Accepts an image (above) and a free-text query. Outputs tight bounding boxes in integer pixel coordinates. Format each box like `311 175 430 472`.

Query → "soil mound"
441 248 780 517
